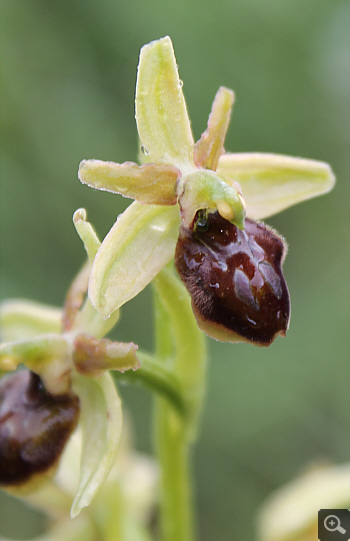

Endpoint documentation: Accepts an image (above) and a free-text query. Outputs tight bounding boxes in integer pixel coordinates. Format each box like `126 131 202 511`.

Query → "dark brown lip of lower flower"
175 212 290 346
0 370 80 486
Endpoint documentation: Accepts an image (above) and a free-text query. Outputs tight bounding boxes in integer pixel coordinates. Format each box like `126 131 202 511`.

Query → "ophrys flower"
0 210 140 517
78 36 335 345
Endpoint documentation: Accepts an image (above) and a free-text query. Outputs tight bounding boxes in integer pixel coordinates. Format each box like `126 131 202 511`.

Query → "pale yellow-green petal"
0 299 62 342
62 261 120 340
62 262 91 332
72 333 140 376
217 153 336 220
89 202 180 318
70 210 120 339
73 208 101 262
79 159 181 205
70 373 122 518
135 36 194 167
194 87 234 171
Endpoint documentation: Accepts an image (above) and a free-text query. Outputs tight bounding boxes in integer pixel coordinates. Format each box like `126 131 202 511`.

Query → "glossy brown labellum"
0 370 80 486
175 211 290 345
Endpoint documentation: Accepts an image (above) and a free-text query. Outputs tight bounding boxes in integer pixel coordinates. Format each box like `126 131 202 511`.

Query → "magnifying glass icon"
324 515 346 534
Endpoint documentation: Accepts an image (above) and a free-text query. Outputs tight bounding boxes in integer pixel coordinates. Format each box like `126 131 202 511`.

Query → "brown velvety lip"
175 212 290 346
0 370 80 486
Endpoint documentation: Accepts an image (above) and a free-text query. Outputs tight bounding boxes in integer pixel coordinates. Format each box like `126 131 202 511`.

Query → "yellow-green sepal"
89 202 180 318
135 36 194 168
0 299 62 342
70 372 122 518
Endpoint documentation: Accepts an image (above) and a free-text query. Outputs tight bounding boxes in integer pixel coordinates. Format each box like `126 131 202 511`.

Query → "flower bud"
175 211 290 345
0 370 80 487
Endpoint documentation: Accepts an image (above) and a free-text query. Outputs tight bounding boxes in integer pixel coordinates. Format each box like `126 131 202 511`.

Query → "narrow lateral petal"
70 210 120 339
194 87 234 171
217 153 336 220
89 202 180 318
0 334 70 395
73 333 140 377
79 160 180 205
62 263 90 332
135 36 194 166
70 373 122 518
73 208 101 262
0 299 62 342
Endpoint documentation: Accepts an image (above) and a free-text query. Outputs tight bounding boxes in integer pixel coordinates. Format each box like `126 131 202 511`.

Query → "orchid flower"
0 210 140 518
78 36 335 346
0 418 158 541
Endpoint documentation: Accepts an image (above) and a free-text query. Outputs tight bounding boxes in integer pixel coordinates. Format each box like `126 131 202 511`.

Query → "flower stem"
111 351 186 417
154 397 194 541
153 265 207 541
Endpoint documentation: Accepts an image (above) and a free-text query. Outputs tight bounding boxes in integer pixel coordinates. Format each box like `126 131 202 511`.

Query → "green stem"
154 397 194 541
153 265 207 541
111 351 186 417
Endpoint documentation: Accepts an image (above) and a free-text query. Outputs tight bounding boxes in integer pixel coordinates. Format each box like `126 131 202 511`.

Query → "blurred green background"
0 0 349 539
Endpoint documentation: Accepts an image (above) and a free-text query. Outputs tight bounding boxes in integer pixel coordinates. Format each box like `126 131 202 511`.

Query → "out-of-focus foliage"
257 463 350 541
0 1 349 540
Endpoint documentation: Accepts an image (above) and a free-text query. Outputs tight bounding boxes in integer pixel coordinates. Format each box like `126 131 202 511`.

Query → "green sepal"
217 152 336 219
135 36 194 167
0 299 62 342
89 202 180 318
70 372 122 518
